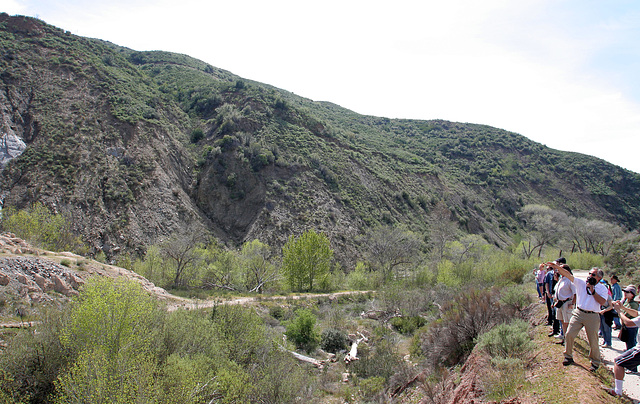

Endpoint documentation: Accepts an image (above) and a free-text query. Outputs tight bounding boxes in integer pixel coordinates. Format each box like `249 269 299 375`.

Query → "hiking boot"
562 358 573 366
590 364 599 372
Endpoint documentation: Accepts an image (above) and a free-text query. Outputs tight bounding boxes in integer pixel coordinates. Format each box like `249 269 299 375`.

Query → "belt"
578 307 597 314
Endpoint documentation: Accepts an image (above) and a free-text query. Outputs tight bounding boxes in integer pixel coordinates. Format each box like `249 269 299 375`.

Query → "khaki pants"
564 308 601 367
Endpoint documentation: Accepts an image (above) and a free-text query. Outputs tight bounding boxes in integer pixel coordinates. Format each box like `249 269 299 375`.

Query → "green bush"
284 309 320 353
1 203 84 253
359 376 385 401
190 128 204 143
476 319 534 359
346 262 377 290
268 305 286 320
351 339 406 384
482 356 526 401
568 252 604 271
499 283 532 311
320 328 348 353
390 316 427 335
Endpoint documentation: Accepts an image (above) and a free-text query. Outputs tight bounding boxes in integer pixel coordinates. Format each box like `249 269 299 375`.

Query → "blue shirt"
544 271 555 294
612 282 622 301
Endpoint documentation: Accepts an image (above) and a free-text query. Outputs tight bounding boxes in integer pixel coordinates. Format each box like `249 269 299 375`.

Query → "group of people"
535 258 640 398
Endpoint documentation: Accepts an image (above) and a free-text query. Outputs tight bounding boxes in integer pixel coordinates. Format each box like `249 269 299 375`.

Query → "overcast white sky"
3 0 640 173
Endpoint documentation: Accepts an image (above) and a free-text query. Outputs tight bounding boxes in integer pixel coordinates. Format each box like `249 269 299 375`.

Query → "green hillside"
1 13 639 264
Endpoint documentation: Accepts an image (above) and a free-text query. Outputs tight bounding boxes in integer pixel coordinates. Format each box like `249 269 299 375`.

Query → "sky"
2 0 640 173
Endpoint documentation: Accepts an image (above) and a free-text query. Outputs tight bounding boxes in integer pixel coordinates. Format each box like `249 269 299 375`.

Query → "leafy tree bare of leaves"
568 217 625 256
239 239 280 293
516 204 568 258
199 242 241 291
444 234 490 265
364 225 422 281
161 229 208 288
426 201 457 261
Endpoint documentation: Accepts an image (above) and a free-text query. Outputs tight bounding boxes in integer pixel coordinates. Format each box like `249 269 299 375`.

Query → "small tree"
281 230 333 292
426 201 457 261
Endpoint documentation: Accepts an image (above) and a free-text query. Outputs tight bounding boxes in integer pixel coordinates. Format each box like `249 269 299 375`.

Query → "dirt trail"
166 290 372 311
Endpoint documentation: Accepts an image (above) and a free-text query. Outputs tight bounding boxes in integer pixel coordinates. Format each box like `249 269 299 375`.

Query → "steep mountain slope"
1 14 639 264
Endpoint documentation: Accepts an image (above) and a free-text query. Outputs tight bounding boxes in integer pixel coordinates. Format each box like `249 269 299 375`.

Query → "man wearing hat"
550 263 608 372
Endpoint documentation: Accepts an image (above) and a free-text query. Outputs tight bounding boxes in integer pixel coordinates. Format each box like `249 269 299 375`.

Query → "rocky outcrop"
0 233 173 305
0 232 38 255
0 256 83 302
0 133 26 168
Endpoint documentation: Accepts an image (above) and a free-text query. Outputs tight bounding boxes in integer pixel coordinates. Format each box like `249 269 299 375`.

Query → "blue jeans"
613 313 621 328
600 315 612 346
626 327 638 350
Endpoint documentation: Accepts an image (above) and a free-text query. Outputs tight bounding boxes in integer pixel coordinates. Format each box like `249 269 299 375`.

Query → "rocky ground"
0 233 174 321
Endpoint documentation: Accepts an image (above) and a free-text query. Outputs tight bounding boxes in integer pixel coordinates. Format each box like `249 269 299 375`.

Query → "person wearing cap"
620 285 639 351
549 263 608 372
605 301 640 397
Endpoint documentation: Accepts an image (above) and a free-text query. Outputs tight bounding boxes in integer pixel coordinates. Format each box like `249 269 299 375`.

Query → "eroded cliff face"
0 134 26 168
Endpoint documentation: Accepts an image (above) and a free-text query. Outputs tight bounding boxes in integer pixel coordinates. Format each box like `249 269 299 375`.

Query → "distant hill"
1 14 639 264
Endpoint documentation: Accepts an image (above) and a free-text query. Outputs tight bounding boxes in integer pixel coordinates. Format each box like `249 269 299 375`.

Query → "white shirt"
573 277 608 312
555 276 576 301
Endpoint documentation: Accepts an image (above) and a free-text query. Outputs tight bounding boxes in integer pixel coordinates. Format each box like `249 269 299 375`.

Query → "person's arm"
548 262 573 282
591 287 607 306
613 302 638 320
600 298 613 313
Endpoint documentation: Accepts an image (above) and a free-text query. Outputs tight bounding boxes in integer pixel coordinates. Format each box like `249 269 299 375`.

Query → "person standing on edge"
536 263 547 302
611 275 623 329
620 285 639 351
545 263 561 337
554 264 576 345
549 262 608 371
605 300 640 397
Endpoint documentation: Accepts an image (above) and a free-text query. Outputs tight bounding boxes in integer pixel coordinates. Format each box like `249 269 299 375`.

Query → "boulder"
0 271 10 286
